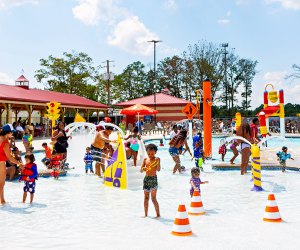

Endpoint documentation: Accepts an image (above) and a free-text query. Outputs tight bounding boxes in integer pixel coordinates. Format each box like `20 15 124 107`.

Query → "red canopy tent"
120 104 158 122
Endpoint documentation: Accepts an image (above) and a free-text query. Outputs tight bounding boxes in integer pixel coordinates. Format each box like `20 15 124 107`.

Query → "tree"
157 56 185 98
239 59 258 112
286 64 300 80
35 51 98 100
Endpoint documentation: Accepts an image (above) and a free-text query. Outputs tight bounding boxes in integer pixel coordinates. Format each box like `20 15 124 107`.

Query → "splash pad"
65 122 145 189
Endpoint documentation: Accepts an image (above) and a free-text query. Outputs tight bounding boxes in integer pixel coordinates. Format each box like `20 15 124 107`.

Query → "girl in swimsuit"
124 127 141 167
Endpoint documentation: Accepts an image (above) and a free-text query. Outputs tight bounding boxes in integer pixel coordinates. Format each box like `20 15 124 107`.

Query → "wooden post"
13 109 20 122
25 105 33 124
0 108 4 125
61 107 66 123
85 109 89 122
3 103 12 124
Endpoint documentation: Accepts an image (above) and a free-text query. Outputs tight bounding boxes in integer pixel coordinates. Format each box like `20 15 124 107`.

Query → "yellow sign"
74 113 86 122
182 103 197 120
104 134 127 189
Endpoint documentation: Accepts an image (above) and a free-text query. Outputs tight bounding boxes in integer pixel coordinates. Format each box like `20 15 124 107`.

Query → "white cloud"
107 16 159 56
73 0 167 56
265 0 300 10
0 72 14 85
164 0 178 10
72 0 128 26
0 0 38 10
217 19 230 24
236 0 251 4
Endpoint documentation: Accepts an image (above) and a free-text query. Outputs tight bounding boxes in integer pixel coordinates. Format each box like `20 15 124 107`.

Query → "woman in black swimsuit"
52 122 69 167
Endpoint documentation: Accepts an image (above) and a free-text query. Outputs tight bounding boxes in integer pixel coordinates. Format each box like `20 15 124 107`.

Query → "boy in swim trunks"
91 125 117 177
140 144 161 218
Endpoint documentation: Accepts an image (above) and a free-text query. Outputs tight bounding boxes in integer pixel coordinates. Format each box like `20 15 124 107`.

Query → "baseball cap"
2 124 15 133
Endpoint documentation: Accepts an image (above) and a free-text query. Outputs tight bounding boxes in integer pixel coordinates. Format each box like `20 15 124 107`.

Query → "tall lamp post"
221 43 228 110
148 40 162 123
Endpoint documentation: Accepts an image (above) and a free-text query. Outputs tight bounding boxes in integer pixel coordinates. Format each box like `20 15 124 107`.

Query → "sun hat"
2 124 15 133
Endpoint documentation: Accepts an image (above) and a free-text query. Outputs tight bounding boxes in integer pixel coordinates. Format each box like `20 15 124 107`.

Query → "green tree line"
34 41 268 116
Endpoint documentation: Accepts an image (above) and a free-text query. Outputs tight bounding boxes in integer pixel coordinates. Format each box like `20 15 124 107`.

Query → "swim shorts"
143 175 158 192
23 181 36 194
85 163 93 171
91 145 102 162
169 147 179 157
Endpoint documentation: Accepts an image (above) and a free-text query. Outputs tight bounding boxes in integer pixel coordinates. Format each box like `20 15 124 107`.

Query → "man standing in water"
91 125 117 177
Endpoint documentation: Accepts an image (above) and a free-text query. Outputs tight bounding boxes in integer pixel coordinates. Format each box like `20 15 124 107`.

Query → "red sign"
182 103 197 120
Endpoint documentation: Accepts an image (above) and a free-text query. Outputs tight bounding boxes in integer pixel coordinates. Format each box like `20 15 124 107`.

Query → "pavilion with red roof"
116 88 189 122
0 75 108 125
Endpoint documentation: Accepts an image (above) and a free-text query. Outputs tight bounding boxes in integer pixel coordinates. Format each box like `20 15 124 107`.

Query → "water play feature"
65 122 146 189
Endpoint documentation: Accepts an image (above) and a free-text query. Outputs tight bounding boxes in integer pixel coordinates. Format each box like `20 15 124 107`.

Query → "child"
19 154 38 203
41 142 52 168
6 147 23 181
218 139 227 161
22 129 32 153
192 141 204 171
124 126 141 167
140 144 161 218
84 147 94 174
277 146 294 172
159 139 164 147
229 131 239 164
125 142 132 160
190 167 208 197
50 150 63 179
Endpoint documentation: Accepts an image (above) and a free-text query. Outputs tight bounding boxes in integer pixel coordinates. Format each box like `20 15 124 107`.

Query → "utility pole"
221 43 228 110
148 40 162 123
102 60 114 107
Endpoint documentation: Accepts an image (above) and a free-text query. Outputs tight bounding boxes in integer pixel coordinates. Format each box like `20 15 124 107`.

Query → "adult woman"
236 119 253 175
52 122 69 167
0 124 21 204
169 130 192 174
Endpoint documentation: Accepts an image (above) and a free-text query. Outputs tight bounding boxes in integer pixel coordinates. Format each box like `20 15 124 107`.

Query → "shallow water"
1 135 300 250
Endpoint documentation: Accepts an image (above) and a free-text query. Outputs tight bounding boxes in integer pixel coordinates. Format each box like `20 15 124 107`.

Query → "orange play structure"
203 79 212 158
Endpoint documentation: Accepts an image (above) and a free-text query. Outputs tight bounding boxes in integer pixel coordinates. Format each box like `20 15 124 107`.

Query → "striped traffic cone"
171 203 192 236
263 193 282 222
188 189 205 215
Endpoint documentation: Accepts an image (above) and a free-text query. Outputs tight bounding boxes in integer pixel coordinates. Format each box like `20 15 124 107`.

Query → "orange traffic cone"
188 189 205 215
263 193 282 222
171 203 192 236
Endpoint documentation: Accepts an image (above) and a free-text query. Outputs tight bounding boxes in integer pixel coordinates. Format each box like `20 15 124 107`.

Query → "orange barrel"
203 79 212 158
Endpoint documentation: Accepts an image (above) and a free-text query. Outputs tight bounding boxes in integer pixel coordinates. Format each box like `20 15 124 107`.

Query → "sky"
0 0 299 107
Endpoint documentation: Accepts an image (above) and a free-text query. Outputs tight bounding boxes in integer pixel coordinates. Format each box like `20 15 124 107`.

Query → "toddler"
19 154 38 203
84 147 94 174
190 167 208 197
277 146 294 172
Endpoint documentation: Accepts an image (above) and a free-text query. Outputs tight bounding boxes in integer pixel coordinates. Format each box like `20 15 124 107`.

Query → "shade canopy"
119 104 158 115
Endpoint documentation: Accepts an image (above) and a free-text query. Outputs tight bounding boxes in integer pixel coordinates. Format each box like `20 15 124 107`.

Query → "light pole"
221 43 228 110
148 40 162 123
